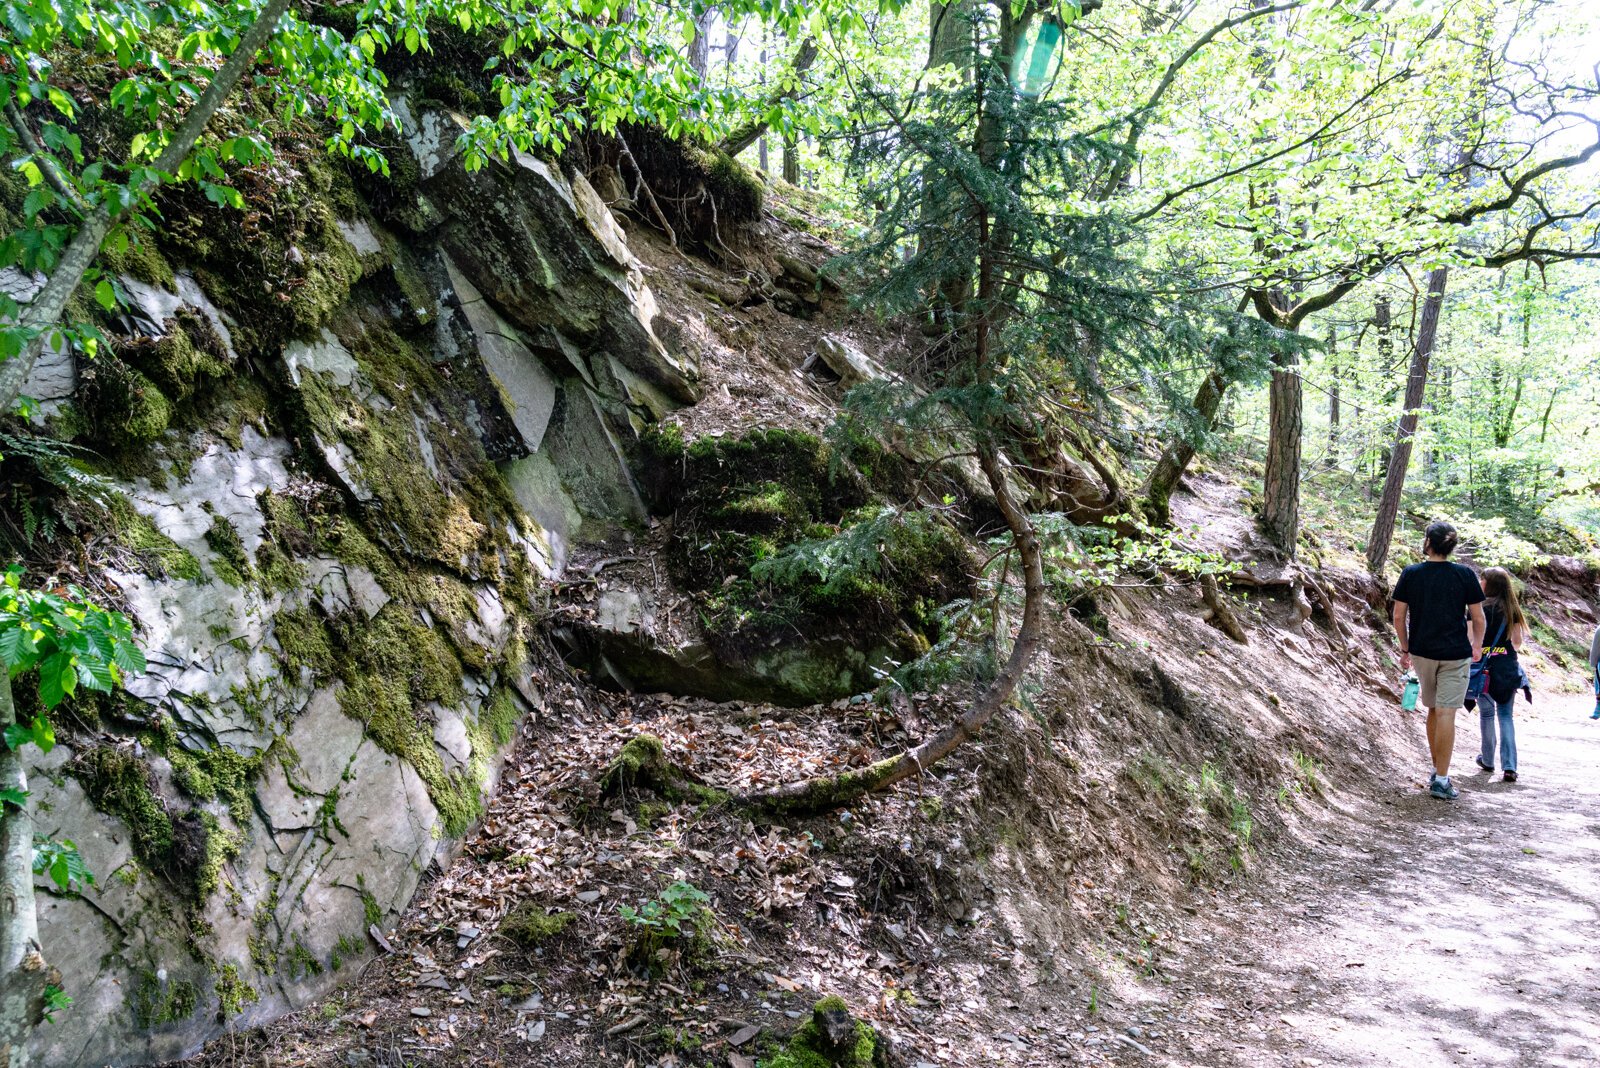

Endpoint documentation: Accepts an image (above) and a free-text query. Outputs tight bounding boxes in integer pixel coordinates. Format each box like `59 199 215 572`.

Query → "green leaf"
28 716 56 754
0 786 27 807
93 278 116 312
45 87 75 119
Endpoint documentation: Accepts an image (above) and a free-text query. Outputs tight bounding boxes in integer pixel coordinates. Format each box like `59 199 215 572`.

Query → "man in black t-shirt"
1392 520 1486 801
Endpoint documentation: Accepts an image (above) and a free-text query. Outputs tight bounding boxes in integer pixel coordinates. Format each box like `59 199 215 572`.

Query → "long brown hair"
1482 567 1526 629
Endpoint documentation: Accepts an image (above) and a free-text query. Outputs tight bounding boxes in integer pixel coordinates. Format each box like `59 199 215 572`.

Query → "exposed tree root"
1199 573 1249 644
600 733 725 807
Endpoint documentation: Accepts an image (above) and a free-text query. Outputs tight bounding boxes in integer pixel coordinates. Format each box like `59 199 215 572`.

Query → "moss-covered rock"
203 514 253 587
616 427 971 703
107 495 204 582
213 963 259 1021
131 973 200 1029
763 996 881 1068
71 747 175 865
154 717 263 824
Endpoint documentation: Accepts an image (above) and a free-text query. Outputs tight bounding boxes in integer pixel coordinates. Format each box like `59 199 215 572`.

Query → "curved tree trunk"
1366 267 1450 574
718 37 819 157
1145 368 1226 525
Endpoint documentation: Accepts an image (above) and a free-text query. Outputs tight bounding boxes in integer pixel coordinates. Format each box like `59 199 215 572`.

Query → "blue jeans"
1479 691 1517 772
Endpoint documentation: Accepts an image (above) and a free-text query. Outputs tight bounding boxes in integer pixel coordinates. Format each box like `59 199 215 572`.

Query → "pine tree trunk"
1366 267 1450 575
1372 294 1395 489
1261 339 1303 553
0 671 46 1068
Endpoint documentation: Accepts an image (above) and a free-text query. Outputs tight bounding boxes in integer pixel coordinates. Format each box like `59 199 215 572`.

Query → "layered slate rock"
18 100 687 1068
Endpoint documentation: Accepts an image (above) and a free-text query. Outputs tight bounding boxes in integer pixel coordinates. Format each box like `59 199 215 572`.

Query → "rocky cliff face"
14 103 695 1067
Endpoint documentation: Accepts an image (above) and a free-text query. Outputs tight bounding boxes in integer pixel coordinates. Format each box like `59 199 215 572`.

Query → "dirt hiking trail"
1106 692 1600 1068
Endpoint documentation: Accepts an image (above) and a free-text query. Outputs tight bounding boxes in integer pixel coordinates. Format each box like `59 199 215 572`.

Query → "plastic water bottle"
1401 671 1420 711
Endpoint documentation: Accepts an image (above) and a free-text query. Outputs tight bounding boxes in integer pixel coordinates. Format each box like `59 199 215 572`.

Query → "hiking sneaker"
1503 770 1518 783
1475 756 1494 772
1591 705 1599 720
1429 775 1459 801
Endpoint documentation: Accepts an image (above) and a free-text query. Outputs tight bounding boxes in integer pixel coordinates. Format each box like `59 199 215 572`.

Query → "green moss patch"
70 745 240 905
497 902 574 948
289 305 527 576
276 601 484 836
204 514 253 587
71 747 175 863
107 495 203 582
154 717 263 824
214 963 259 1020
131 973 200 1028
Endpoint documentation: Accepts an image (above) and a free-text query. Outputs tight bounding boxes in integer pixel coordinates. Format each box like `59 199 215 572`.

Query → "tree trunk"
1261 338 1304 553
687 9 715 78
1326 327 1340 467
719 37 818 158
1366 267 1450 574
0 671 48 1068
0 0 292 415
1372 294 1395 489
1145 368 1225 524
928 0 973 69
782 135 799 184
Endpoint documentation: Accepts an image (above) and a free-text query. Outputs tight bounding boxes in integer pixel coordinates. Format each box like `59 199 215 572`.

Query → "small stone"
717 984 730 994
410 1007 431 1018
576 890 602 904
785 1010 801 1019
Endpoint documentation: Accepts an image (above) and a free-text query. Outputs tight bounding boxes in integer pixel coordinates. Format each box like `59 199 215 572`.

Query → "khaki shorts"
1412 655 1471 710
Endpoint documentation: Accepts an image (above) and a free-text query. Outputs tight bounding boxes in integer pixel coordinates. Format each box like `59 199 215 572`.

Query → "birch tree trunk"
0 671 46 1068
0 0 291 415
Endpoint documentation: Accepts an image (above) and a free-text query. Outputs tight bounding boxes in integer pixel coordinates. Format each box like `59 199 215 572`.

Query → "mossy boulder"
579 427 971 705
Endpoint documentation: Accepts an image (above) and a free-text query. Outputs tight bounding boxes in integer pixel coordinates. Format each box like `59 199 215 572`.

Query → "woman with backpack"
1474 567 1529 782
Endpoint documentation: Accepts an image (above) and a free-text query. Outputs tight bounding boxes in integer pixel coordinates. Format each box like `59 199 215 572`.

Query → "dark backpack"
1465 616 1507 709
